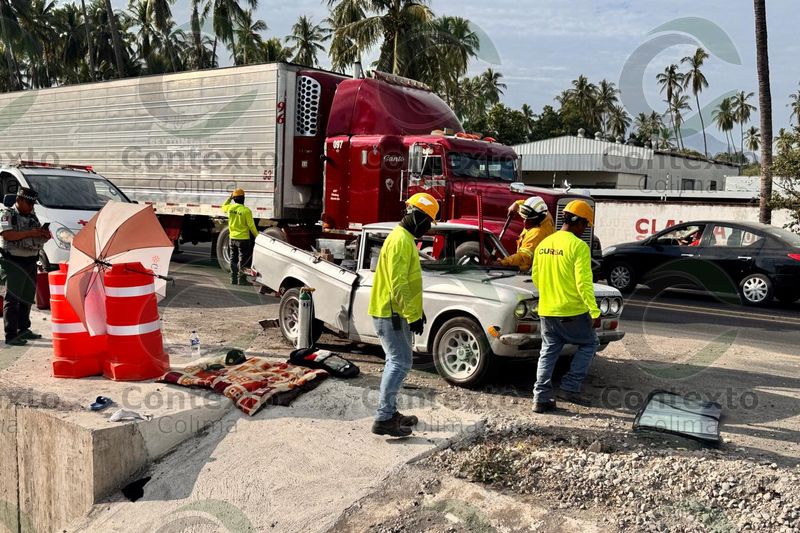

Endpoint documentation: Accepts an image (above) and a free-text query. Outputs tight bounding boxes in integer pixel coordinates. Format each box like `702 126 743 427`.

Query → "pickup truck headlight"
55 227 75 250
514 301 528 319
599 297 610 315
610 297 623 315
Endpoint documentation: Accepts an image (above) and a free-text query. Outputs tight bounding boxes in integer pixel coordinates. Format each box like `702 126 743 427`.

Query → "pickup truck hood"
422 268 621 301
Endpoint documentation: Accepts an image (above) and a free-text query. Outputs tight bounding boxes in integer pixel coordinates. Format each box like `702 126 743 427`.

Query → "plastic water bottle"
190 330 201 356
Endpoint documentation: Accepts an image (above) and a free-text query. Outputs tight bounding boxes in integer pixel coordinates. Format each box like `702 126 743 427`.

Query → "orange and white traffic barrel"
49 263 107 378
103 262 170 381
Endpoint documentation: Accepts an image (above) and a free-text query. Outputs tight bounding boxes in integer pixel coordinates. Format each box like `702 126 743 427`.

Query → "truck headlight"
610 297 622 315
599 297 610 315
55 227 75 250
514 301 528 319
603 246 617 256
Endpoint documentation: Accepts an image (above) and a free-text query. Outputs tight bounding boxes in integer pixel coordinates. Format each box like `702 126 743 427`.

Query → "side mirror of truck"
409 147 423 175
3 194 15 208
509 182 526 194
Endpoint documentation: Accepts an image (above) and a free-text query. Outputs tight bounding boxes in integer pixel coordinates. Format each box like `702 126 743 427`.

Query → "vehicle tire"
262 226 286 241
605 262 637 293
432 316 492 387
215 227 231 271
454 241 482 265
738 273 774 306
278 287 322 346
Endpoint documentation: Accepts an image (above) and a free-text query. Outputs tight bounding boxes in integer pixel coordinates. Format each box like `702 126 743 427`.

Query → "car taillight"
789 253 800 262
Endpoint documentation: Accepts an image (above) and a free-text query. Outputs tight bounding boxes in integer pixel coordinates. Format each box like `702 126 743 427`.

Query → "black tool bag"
289 347 360 379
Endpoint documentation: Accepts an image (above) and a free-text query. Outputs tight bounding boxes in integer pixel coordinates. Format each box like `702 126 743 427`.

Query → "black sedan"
602 220 800 306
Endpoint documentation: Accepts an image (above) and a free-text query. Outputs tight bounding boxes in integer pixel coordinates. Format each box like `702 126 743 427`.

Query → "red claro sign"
635 218 682 240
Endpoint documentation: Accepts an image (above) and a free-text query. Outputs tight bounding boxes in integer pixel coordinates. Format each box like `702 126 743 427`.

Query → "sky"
109 0 799 153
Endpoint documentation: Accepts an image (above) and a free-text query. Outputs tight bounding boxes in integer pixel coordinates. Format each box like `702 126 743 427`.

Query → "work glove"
409 313 427 335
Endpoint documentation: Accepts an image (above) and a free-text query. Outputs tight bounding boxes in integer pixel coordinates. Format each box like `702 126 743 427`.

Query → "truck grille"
295 76 321 137
555 197 594 247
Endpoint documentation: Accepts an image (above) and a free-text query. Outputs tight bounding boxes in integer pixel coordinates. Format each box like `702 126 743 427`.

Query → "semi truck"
0 62 597 268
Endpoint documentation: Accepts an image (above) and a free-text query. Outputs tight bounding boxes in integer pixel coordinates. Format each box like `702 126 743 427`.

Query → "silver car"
252 222 625 387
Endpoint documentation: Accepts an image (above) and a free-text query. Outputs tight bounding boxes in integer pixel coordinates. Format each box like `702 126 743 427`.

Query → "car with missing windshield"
0 161 131 268
252 222 625 387
602 220 800 306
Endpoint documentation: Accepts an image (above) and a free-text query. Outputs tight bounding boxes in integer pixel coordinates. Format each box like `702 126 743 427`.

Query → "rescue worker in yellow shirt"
368 192 439 438
497 196 554 271
530 200 600 413
222 188 259 285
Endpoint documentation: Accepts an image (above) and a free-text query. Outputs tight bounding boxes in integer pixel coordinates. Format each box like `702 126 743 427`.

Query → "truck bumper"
492 330 625 359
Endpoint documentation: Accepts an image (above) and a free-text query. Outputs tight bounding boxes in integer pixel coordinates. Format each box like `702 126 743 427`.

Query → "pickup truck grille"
555 197 594 247
296 76 321 137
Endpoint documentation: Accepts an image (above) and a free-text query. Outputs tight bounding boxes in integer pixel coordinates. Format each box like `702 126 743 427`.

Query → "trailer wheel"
278 288 322 346
215 227 231 271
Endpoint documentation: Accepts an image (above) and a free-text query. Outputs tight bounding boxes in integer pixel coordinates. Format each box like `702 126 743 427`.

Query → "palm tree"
520 103 536 138
80 0 97 79
189 0 211 68
260 36 292 62
634 112 652 144
327 0 433 76
681 47 710 157
745 126 760 156
732 90 756 155
789 84 800 126
754 0 772 223
565 75 599 129
234 9 265 65
145 0 179 71
712 97 736 155
210 0 258 68
326 0 366 73
775 128 793 155
607 104 630 139
595 79 618 135
286 15 328 68
670 93 692 150
102 0 127 77
0 0 30 89
656 64 684 145
657 127 675 150
426 16 478 105
479 68 506 106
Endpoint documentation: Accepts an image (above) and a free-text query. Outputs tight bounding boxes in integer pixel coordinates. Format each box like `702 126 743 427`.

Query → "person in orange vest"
497 196 554 271
222 188 259 285
531 200 600 413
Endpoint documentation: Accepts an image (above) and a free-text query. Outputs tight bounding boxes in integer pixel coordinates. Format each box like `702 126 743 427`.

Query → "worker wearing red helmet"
368 192 438 438
498 196 555 271
530 199 600 413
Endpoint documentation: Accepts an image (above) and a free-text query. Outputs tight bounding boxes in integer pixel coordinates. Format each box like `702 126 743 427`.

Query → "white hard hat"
519 196 548 219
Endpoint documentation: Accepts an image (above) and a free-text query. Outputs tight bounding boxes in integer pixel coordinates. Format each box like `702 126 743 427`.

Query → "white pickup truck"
252 222 625 387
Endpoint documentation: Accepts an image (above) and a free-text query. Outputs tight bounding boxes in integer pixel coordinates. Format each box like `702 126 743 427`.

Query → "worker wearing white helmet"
498 196 555 271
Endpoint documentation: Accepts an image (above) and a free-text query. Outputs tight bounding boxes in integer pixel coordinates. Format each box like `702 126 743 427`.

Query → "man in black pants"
221 188 259 285
0 188 51 346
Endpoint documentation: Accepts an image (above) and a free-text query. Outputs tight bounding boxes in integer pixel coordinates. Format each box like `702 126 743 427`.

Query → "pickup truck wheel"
278 287 322 346
215 227 231 271
432 317 491 387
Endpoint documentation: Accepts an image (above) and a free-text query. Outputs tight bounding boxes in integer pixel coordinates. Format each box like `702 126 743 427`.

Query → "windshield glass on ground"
24 174 128 210
447 153 517 181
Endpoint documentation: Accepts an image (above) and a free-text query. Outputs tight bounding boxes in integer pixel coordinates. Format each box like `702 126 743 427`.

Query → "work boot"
556 389 591 407
396 412 418 426
372 413 413 437
5 337 27 347
533 399 557 413
230 273 239 285
19 330 42 340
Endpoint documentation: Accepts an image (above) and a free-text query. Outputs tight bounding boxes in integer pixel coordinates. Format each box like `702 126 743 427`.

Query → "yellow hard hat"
406 192 439 221
563 200 594 227
232 188 245 197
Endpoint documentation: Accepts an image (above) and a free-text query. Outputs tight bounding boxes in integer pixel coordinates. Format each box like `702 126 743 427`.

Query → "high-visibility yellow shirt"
222 198 259 240
499 213 555 271
532 230 600 319
368 226 423 322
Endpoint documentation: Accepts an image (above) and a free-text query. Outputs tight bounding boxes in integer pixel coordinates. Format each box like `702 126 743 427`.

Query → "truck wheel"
738 273 773 306
605 262 636 293
278 288 322 346
455 241 482 265
215 227 231 271
262 227 286 241
432 316 492 387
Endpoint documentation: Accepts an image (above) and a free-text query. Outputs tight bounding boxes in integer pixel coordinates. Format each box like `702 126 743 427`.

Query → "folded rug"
158 357 328 416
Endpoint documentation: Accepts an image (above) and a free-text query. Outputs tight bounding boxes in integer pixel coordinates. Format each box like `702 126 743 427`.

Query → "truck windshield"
447 153 517 181
24 174 129 210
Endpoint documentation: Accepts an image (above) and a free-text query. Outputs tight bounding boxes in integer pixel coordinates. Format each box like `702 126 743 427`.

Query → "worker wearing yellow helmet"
530 199 600 413
498 196 555 271
368 192 439 437
222 187 259 285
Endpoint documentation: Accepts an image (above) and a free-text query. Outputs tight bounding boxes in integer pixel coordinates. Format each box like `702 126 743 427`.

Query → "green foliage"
485 104 529 145
772 127 800 232
741 163 760 176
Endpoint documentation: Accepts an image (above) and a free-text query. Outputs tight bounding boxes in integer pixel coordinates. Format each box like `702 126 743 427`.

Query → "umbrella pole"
94 260 175 285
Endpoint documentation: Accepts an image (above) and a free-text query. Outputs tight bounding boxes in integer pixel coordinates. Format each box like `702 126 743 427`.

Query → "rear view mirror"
409 145 423 174
3 194 15 208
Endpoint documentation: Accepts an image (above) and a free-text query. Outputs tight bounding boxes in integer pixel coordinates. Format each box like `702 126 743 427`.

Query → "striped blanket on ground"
157 357 328 416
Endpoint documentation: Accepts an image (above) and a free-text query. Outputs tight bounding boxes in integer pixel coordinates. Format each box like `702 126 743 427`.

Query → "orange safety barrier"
50 263 106 378
103 263 170 381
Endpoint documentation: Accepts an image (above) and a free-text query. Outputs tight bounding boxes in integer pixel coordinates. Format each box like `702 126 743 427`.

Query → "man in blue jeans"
531 200 601 413
368 193 439 437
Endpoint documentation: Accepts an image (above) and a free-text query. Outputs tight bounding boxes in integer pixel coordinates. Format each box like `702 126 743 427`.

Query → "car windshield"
764 226 800 247
24 173 128 210
447 153 517 181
